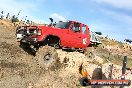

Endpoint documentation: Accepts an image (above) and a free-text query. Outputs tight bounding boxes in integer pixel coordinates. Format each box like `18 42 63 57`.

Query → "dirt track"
0 20 131 88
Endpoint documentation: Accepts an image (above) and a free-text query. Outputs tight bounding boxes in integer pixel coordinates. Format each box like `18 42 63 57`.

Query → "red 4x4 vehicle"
16 21 91 69
17 21 90 49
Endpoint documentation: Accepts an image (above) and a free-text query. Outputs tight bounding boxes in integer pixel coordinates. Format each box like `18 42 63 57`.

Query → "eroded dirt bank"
0 20 131 88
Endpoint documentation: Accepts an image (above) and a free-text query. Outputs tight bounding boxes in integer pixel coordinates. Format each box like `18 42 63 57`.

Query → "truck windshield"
55 21 71 29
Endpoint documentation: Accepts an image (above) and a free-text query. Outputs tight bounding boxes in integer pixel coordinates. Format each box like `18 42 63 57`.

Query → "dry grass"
101 38 119 46
98 37 132 68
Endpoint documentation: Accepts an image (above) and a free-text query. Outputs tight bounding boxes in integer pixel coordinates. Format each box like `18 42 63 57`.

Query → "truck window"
55 21 71 29
82 25 86 34
71 22 81 32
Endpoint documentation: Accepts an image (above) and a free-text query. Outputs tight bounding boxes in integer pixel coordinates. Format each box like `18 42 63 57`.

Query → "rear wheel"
53 39 60 49
43 36 61 49
35 46 59 70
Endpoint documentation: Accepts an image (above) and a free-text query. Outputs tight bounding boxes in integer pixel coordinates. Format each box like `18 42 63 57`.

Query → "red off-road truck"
16 20 94 69
17 21 91 49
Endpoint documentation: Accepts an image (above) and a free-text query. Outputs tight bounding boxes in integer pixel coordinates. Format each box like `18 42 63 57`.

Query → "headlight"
38 29 42 35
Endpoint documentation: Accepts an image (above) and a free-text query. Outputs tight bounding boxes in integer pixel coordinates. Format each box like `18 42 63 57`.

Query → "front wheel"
35 46 59 70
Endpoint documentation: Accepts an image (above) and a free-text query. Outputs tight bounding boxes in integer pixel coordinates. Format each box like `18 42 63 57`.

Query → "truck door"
81 24 90 48
65 22 84 48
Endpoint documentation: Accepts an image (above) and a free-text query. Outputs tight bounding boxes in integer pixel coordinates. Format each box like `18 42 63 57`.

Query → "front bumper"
20 37 38 44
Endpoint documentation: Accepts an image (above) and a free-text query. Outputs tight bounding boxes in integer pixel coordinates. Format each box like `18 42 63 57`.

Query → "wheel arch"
43 34 62 46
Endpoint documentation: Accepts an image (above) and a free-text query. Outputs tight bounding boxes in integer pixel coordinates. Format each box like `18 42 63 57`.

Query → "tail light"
38 28 42 35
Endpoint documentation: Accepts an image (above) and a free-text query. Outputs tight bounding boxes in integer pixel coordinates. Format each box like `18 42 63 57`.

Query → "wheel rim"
54 40 60 48
54 43 59 48
43 53 53 63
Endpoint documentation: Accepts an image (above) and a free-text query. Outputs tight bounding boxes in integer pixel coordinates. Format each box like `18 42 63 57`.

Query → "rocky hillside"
0 20 131 88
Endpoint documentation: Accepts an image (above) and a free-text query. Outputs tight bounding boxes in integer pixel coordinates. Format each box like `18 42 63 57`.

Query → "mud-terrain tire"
53 40 60 49
20 42 30 48
35 46 59 70
85 47 95 59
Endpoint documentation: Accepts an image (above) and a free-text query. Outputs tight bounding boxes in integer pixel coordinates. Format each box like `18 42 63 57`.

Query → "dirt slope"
0 20 131 88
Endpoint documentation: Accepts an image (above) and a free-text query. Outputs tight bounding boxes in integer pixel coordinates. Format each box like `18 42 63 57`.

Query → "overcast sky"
0 0 132 41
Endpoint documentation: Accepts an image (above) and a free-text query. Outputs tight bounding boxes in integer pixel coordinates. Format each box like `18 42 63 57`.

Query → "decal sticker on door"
83 38 87 44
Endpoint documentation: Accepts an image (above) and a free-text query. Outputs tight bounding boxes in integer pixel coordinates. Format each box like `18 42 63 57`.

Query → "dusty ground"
0 20 131 88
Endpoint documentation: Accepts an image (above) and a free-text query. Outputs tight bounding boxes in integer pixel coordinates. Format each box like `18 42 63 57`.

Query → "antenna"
16 10 21 18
